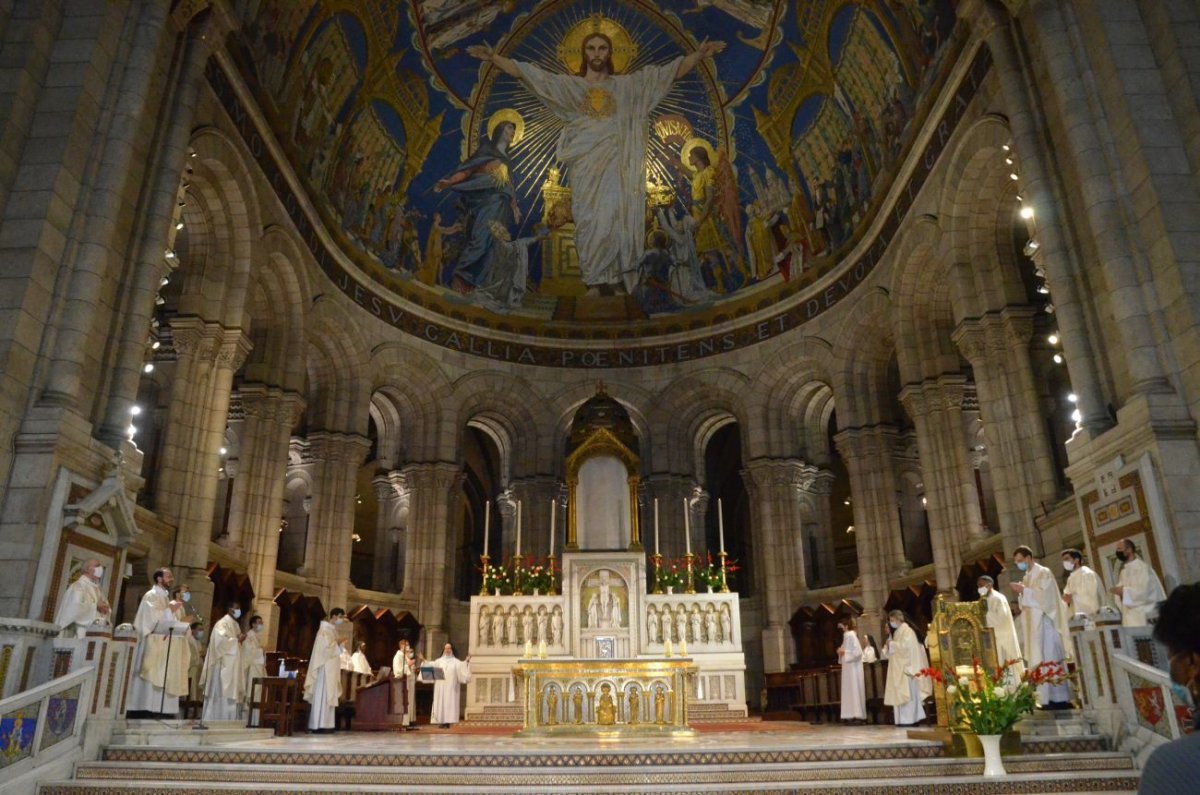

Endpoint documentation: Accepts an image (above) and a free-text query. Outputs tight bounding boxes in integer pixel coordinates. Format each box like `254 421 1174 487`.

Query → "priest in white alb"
304 607 345 732
126 568 192 717
1062 548 1105 625
1010 545 1072 707
1108 538 1167 628
241 615 268 719
53 558 111 637
837 616 866 722
430 643 472 728
977 575 1024 684
882 610 932 726
201 602 244 721
467 31 725 295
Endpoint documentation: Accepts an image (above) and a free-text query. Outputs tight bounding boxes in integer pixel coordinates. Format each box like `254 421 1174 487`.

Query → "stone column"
401 462 463 658
954 310 1057 553
371 474 400 592
155 318 251 618
833 429 902 632
687 487 710 558
302 432 371 612
232 385 303 639
798 469 838 587
510 477 558 558
742 459 816 673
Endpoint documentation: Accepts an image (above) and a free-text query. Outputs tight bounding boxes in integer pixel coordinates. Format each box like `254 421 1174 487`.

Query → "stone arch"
366 342 449 462
830 288 898 428
242 226 310 392
450 371 542 477
750 337 837 460
545 382 655 474
305 297 370 433
888 215 962 383
649 370 750 480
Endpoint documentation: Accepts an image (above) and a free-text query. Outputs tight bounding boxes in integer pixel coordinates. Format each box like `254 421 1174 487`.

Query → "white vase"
666 586 674 595
494 588 500 597
533 588 540 596
706 585 714 594
978 734 1006 777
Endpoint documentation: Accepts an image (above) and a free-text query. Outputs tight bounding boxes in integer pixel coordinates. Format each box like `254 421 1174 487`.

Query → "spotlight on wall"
1005 157 1014 165
143 363 154 373
1067 393 1078 403
921 496 927 506
1044 303 1055 314
127 425 137 438
1053 354 1064 364
219 447 227 456
1009 173 1019 181
160 275 170 286
1023 239 1040 256
176 222 184 230
130 405 142 416
1019 206 1034 220
1048 333 1059 345
1037 285 1050 295
1002 144 1011 151
845 525 855 534
1071 409 1082 423
151 340 160 350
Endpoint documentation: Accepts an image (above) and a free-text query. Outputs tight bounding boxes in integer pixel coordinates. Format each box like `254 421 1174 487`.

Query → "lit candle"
549 498 556 557
718 497 725 552
654 498 660 555
683 496 691 555
515 500 522 558
483 499 491 557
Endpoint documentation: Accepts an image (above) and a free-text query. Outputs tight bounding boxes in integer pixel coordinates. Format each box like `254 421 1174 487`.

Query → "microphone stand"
158 626 174 719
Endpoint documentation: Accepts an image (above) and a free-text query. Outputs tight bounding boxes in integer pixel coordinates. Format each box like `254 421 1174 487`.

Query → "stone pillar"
495 488 517 562
302 432 371 612
642 475 694 559
370 470 409 592
510 477 558 558
954 310 1058 554
742 459 816 673
231 385 303 638
687 487 710 558
155 318 251 618
797 470 837 588
401 462 462 658
833 429 902 633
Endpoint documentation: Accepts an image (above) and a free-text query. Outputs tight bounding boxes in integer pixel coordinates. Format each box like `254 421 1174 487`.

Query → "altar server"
201 602 244 721
430 643 472 728
241 615 268 716
304 608 345 732
1010 545 1072 707
1062 549 1105 624
127 568 191 717
53 558 111 637
349 641 373 675
1109 538 1166 628
837 616 866 722
978 575 1024 684
883 610 932 726
392 639 419 730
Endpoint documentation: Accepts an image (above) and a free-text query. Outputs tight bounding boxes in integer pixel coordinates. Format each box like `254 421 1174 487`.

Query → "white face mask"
888 621 899 630
91 566 104 579
978 587 989 597
1063 560 1076 572
181 592 191 602
232 609 242 619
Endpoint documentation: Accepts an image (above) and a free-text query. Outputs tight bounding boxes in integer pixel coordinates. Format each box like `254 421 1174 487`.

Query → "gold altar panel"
513 658 696 737
928 594 999 733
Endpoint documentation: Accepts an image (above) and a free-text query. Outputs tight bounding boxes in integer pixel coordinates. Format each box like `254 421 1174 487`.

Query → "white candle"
549 498 556 557
718 497 725 552
483 499 491 557
683 496 691 555
515 500 522 558
654 498 660 555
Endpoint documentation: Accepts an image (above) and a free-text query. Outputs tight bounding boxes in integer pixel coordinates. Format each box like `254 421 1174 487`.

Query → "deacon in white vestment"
1061 549 1105 624
1010 547 1072 706
201 604 244 721
304 609 345 731
126 568 192 715
1109 538 1167 628
349 642 373 675
467 36 725 293
837 619 866 721
53 559 111 637
883 612 932 725
977 576 1025 685
391 640 419 729
430 643 472 728
240 616 268 716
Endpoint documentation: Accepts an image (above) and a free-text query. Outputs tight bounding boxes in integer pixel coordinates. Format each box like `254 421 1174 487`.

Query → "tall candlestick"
549 498 556 557
683 496 691 555
717 497 725 552
515 500 522 558
483 499 491 557
654 498 660 555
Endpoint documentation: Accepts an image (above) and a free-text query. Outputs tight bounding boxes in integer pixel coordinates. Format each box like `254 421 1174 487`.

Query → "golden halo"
557 13 638 75
681 137 717 174
487 108 525 146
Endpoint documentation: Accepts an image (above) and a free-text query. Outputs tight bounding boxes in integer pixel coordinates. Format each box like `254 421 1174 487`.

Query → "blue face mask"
1170 681 1194 709
1016 561 1029 572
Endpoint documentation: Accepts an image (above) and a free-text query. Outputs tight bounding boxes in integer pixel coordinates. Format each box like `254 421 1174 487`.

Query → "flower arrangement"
480 556 558 595
656 559 686 591
918 658 1072 735
522 555 558 593
695 552 739 590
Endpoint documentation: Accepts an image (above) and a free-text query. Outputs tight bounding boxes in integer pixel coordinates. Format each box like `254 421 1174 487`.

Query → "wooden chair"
247 676 297 736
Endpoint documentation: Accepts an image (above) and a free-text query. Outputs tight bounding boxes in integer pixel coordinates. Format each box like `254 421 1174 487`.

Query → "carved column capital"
308 431 372 466
952 320 990 366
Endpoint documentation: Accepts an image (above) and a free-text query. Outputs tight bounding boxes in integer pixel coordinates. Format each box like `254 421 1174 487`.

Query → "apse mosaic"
228 0 965 364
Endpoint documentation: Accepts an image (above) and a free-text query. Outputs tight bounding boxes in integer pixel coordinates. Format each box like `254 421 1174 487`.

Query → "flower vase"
706 584 714 594
666 586 674 595
494 588 500 597
533 588 540 596
978 734 1006 777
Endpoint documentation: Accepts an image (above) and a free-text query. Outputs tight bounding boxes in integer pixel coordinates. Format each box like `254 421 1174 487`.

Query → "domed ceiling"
221 0 978 368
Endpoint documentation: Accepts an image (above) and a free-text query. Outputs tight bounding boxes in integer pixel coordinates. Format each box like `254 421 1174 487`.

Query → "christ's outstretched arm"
675 38 725 80
467 43 520 78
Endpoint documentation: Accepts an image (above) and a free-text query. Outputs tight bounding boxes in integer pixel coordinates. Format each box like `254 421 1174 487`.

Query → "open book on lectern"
418 666 444 682
151 618 192 635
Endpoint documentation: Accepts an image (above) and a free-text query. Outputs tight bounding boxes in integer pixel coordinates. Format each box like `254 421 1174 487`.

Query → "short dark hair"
1013 545 1034 559
189 621 203 631
838 616 856 630
227 602 240 612
1120 538 1139 553
251 615 262 624
1152 584 1200 654
977 575 995 586
1062 549 1083 562
330 607 345 618
153 568 167 584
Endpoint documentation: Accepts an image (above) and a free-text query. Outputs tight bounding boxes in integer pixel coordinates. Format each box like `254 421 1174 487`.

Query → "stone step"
108 720 277 747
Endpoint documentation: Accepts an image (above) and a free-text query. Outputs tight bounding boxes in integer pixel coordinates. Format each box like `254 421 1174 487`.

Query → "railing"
0 665 94 794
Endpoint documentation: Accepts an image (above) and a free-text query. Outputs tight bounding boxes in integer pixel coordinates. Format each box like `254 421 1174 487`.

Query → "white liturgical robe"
53 575 109 638
838 630 866 720
240 629 267 706
392 648 418 726
304 621 342 730
430 653 472 725
883 623 931 725
513 58 682 291
982 589 1025 684
350 650 372 675
1064 565 1105 620
1017 562 1071 704
127 585 191 714
201 614 243 721
1117 558 1166 628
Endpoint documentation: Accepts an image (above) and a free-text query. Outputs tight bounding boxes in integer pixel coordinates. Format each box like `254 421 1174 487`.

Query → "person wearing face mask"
170 584 199 622
836 616 866 723
977 576 1024 685
186 622 206 706
882 610 932 726
127 568 192 718
1138 583 1200 794
1009 545 1072 708
1061 549 1105 626
240 615 268 720
53 558 111 637
1108 538 1166 628
305 608 346 732
201 602 245 721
